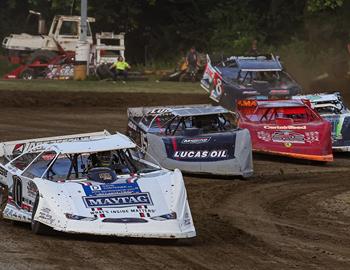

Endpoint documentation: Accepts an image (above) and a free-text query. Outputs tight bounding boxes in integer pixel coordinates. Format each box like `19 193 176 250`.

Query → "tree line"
0 0 349 66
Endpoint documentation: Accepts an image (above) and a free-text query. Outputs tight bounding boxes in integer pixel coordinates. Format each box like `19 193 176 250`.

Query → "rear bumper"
162 159 253 177
254 149 333 162
53 219 196 239
333 146 350 152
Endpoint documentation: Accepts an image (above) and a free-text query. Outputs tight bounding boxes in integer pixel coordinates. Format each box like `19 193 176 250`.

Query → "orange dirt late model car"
236 99 333 162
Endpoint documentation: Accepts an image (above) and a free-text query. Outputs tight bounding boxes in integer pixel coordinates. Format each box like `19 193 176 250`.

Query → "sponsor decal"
82 182 141 196
163 135 235 162
11 136 93 155
284 142 292 148
209 72 223 101
257 131 271 142
305 131 320 143
184 212 191 225
0 167 8 177
258 130 319 144
174 150 228 159
237 100 257 107
148 108 170 115
83 192 153 208
271 131 305 144
264 125 306 130
26 181 37 197
270 89 289 94
38 207 55 225
89 208 156 215
181 137 211 144
127 121 138 131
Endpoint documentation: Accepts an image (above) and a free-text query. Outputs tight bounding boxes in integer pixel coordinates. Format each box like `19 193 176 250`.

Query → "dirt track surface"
1 89 350 270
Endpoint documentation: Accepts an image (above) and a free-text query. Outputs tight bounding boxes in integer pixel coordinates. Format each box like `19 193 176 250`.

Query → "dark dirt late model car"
127 105 253 177
201 54 302 110
236 99 333 162
293 92 350 152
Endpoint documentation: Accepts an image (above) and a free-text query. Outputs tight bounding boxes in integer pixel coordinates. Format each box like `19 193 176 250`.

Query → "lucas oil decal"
83 193 153 208
163 134 235 162
174 150 228 159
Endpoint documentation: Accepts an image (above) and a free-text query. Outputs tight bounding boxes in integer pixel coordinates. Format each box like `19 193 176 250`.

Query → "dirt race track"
0 89 350 270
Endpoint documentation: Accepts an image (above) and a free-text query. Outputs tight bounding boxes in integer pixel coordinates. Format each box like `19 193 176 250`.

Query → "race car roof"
45 134 136 154
237 59 282 72
170 106 229 117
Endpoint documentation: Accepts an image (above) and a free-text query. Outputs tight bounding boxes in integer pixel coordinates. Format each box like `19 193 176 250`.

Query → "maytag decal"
83 192 153 208
174 150 228 159
181 137 211 144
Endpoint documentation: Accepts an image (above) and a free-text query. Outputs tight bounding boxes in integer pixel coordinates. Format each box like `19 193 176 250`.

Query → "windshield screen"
165 113 236 136
42 149 159 181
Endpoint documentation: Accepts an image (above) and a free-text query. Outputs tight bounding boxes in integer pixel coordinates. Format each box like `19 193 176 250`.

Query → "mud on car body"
236 99 333 162
201 54 302 110
293 92 350 152
0 131 195 239
127 104 253 177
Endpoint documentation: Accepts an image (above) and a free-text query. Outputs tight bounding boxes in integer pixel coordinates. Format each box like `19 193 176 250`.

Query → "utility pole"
74 0 89 80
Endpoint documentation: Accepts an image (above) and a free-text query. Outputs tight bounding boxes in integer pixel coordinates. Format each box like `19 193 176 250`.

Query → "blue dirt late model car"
126 105 253 178
201 54 302 110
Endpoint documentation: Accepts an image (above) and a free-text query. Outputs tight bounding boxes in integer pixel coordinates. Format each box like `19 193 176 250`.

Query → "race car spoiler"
293 92 341 103
293 92 349 113
127 104 223 118
0 130 111 161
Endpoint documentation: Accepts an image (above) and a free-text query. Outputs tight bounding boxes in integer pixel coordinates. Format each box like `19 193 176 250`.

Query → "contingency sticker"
82 182 141 196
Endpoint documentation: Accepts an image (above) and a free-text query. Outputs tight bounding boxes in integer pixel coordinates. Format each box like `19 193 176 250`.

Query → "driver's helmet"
88 151 111 168
96 151 111 167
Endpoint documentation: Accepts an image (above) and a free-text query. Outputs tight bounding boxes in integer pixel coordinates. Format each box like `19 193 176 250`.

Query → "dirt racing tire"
19 68 35 80
0 185 8 217
26 50 57 64
31 195 52 235
179 73 187 82
96 64 114 79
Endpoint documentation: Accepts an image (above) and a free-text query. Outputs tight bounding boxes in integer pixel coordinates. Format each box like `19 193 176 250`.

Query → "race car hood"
32 169 196 238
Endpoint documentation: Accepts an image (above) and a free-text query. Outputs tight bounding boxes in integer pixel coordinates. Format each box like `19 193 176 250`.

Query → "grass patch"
0 79 204 94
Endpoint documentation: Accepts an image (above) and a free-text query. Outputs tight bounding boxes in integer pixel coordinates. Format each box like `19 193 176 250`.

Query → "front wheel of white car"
0 185 8 218
31 195 52 235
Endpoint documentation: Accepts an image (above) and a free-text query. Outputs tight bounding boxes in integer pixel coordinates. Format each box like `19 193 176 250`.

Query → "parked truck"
2 10 126 80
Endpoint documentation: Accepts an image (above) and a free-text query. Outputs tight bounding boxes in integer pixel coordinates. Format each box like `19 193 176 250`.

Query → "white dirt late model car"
0 131 195 239
293 92 350 152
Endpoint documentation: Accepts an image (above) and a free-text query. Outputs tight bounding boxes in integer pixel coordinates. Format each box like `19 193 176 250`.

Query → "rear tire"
20 68 35 80
31 195 52 235
96 64 113 79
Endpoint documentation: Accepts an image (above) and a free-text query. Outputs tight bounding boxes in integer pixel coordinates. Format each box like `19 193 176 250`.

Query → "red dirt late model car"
236 99 333 161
